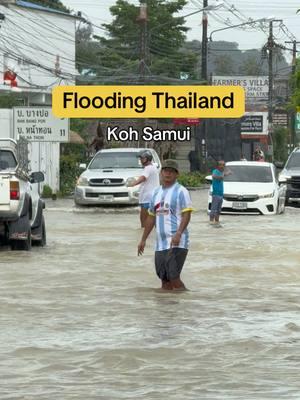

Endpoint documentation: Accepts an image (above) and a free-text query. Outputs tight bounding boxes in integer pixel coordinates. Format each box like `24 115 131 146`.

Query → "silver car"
278 147 300 206
74 148 161 205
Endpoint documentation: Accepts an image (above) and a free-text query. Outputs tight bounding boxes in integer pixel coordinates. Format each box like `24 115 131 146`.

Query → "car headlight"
278 174 291 183
126 177 139 187
76 176 89 186
259 191 275 199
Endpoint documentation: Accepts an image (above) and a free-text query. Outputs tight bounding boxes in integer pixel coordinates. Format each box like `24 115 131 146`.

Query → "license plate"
232 201 247 210
99 194 114 201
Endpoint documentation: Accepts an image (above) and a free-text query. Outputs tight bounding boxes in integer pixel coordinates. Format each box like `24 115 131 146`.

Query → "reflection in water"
1 194 300 399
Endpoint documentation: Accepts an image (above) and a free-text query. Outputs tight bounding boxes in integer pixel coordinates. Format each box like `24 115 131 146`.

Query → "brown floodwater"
0 190 300 399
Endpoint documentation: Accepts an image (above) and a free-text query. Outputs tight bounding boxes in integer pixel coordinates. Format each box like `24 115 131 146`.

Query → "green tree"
213 54 235 75
92 0 198 82
273 127 288 162
290 60 300 107
76 26 103 75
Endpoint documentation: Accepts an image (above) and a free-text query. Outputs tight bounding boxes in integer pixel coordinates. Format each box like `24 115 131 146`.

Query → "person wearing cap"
127 150 160 228
137 159 193 291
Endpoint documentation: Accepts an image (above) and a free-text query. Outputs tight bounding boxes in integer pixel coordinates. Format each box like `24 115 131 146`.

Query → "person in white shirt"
137 159 193 291
128 150 160 228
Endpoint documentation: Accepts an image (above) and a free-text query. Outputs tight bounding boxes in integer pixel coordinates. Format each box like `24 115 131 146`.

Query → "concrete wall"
0 4 76 91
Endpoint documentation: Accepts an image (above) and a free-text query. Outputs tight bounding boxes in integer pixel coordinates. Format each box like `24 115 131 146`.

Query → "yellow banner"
52 85 245 118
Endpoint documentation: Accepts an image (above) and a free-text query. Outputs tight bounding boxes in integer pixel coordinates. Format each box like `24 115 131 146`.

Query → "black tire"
34 216 46 247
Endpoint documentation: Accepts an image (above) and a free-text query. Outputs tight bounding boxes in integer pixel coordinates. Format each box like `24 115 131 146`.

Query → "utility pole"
201 0 208 82
267 19 282 160
137 1 147 84
137 1 148 147
199 0 208 172
285 40 300 149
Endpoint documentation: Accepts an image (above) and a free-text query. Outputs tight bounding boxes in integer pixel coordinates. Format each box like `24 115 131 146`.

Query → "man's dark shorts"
155 248 188 281
210 195 223 217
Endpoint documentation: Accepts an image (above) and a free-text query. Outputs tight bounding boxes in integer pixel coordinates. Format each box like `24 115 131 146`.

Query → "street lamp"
179 2 224 21
209 17 273 42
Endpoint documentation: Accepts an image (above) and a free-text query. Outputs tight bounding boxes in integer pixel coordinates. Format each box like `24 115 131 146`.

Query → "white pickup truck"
0 138 46 250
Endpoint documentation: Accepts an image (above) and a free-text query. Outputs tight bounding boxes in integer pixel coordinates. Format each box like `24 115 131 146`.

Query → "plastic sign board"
13 107 69 142
212 76 268 100
241 112 268 135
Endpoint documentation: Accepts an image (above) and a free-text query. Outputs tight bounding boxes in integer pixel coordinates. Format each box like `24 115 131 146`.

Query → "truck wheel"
34 216 46 247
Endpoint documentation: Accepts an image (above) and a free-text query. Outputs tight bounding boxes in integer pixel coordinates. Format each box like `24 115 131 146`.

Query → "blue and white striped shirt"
148 182 193 251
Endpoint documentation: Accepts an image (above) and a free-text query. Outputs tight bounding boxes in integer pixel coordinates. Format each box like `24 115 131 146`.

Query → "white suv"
74 148 161 205
278 147 300 206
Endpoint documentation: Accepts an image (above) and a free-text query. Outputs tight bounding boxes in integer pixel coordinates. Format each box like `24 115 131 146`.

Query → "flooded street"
1 189 300 399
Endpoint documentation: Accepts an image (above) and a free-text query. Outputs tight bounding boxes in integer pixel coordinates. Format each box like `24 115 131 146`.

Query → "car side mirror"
79 163 87 170
30 171 45 183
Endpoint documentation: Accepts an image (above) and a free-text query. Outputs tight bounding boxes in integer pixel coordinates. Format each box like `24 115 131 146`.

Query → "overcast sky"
62 0 300 60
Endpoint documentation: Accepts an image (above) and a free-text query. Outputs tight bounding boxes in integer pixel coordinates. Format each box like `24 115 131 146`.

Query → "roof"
16 1 77 18
99 148 154 153
226 161 272 167
70 130 85 144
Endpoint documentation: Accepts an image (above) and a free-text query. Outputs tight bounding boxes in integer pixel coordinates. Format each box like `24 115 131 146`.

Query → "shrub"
59 143 89 196
41 184 53 198
177 172 206 187
60 154 83 196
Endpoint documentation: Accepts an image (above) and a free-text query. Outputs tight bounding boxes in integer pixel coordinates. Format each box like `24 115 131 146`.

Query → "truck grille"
89 178 124 187
289 176 300 190
86 192 128 198
224 194 259 202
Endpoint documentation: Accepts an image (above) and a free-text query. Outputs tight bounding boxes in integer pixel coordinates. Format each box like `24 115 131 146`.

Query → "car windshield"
224 165 273 183
286 152 300 169
89 152 142 169
0 150 17 170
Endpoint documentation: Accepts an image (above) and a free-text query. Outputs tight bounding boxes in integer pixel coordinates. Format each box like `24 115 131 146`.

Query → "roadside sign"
212 75 268 100
241 115 263 133
296 112 300 132
173 118 201 125
273 112 288 128
13 107 69 142
241 112 268 135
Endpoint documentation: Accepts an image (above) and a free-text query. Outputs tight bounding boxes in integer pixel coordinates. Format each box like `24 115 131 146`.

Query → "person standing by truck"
127 150 160 228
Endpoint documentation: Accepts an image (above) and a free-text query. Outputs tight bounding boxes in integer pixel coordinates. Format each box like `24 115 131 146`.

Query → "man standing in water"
210 160 231 226
137 160 193 290
128 150 160 228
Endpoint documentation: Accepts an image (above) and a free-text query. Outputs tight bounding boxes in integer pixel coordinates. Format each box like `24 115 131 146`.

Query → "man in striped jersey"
137 159 193 290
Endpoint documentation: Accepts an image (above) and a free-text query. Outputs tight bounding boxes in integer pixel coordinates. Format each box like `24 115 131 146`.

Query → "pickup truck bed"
0 138 46 250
